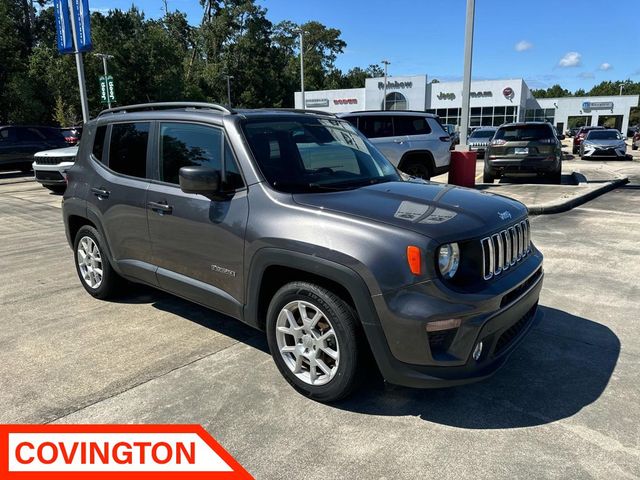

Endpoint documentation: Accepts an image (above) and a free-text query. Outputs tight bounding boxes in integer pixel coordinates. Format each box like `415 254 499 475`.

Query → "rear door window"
92 125 107 162
17 127 46 142
108 122 150 178
394 116 432 136
358 116 394 138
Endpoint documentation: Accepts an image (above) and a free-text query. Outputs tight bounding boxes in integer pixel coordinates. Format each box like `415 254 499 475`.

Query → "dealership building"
294 75 639 135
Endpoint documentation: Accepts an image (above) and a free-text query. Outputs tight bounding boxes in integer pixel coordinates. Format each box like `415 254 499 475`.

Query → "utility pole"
619 84 624 96
94 53 114 109
224 75 234 107
67 0 89 123
381 59 390 110
299 29 305 109
460 0 475 147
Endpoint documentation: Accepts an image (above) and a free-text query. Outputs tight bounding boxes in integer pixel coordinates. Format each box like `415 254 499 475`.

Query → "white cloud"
558 52 582 68
515 40 533 52
599 62 612 71
578 72 595 79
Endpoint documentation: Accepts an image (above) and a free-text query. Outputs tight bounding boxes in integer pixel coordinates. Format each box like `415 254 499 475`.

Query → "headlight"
438 243 460 279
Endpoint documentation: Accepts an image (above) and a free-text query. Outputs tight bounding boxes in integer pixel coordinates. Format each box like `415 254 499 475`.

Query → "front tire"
266 282 362 402
633 143 638 151
73 225 122 299
483 170 494 183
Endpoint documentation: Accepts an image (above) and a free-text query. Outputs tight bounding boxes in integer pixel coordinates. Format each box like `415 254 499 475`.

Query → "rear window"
108 122 150 178
587 130 620 140
494 124 553 141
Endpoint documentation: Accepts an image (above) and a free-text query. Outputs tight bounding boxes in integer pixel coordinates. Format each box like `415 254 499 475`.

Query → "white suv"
32 146 78 193
340 111 451 179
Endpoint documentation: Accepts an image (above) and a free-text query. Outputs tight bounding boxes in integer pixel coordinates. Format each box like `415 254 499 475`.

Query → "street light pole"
94 53 114 109
619 84 624 96
460 0 475 147
381 59 390 110
224 75 234 107
299 29 305 110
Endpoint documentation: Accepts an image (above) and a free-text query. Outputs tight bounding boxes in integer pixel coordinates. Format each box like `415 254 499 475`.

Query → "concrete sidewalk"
432 158 634 215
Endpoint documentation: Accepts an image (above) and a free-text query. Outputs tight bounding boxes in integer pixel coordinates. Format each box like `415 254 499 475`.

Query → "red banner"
0 424 253 479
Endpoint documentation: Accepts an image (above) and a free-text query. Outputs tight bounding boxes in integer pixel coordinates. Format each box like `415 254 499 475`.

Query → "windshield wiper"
309 177 391 192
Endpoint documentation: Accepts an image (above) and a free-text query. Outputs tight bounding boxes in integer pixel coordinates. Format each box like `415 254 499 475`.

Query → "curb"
527 176 629 215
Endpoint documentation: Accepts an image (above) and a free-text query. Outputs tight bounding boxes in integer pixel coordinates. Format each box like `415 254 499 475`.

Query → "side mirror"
179 166 226 200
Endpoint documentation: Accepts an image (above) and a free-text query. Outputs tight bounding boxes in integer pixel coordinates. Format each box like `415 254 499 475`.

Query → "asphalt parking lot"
1 162 639 478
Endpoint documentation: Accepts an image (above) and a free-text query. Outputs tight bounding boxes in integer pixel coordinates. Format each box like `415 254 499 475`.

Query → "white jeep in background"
32 146 78 193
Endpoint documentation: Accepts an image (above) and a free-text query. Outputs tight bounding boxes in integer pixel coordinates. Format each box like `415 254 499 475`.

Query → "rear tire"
572 146 578 155
266 281 362 402
549 169 562 184
633 144 638 151
73 225 122 299
402 160 431 180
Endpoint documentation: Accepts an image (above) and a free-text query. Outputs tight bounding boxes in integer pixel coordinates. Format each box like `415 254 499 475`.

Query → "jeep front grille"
34 156 74 165
481 219 531 280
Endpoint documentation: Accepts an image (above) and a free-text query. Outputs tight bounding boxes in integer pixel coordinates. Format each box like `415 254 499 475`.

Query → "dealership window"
525 108 555 123
429 105 518 127
384 92 407 110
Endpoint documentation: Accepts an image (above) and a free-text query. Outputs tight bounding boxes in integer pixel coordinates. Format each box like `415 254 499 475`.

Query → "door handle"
393 139 404 144
148 201 173 214
91 187 110 199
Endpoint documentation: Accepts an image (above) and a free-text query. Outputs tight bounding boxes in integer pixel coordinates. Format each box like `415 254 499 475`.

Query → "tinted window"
587 130 620 140
343 116 358 129
92 125 107 162
470 130 496 139
108 122 149 178
41 128 64 140
394 116 432 136
494 124 554 141
358 116 393 138
242 117 399 193
17 127 46 142
160 122 243 189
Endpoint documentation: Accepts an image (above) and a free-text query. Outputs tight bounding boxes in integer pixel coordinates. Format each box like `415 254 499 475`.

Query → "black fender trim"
243 248 406 382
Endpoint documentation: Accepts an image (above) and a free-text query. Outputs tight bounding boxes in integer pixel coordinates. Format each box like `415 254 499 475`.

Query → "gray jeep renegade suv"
62 102 544 402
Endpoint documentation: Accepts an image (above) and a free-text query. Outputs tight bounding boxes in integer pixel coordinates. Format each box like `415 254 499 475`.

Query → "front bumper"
486 156 559 175
366 249 544 388
469 146 487 158
32 161 73 185
581 145 626 158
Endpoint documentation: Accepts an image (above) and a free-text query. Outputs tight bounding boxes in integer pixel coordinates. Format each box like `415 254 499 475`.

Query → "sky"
90 0 640 92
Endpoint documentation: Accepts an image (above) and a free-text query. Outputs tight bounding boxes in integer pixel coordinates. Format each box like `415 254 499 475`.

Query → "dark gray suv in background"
63 103 544 402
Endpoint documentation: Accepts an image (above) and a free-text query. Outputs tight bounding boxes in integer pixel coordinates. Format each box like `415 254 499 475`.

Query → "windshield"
470 130 495 139
587 130 620 140
494 124 553 141
242 117 400 193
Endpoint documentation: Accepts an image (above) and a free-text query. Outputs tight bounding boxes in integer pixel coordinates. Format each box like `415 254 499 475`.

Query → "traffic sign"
99 76 116 104
53 0 73 53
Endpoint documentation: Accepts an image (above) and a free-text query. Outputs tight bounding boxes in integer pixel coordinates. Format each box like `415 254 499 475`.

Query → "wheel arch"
244 248 377 332
398 150 435 176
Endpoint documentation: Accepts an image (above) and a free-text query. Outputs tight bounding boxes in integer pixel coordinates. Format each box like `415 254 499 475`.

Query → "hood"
34 146 79 157
292 181 527 241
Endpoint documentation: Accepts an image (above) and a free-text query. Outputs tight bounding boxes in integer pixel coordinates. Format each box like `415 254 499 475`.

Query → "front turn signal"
406 245 422 275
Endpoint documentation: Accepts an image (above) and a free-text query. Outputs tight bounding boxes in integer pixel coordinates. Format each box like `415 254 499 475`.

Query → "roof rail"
97 102 235 117
268 108 336 117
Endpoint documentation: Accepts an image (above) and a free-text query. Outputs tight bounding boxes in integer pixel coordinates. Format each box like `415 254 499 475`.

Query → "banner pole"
67 0 90 123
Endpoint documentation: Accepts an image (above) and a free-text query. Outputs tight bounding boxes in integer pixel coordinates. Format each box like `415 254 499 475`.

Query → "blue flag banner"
71 0 93 52
53 0 73 54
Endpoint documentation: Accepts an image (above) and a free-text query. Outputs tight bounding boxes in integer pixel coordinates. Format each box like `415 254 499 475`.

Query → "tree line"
0 0 383 126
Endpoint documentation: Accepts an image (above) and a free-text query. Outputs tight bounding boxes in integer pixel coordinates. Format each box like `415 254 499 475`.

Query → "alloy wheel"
275 300 340 386
76 236 103 289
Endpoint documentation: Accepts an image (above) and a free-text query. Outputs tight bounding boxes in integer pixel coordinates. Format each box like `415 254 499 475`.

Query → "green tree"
531 84 571 99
